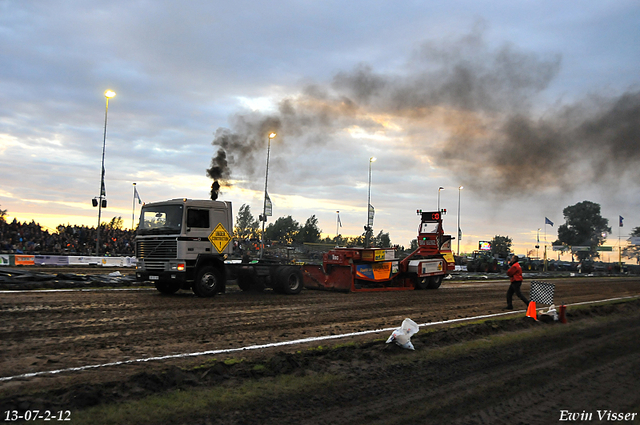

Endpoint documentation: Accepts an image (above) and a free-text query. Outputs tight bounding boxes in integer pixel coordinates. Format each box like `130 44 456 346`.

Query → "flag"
545 217 554 227
133 186 142 204
530 281 555 305
337 211 342 227
619 216 624 227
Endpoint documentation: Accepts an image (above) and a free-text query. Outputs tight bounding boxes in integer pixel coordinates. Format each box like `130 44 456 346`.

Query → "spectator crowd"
0 217 135 256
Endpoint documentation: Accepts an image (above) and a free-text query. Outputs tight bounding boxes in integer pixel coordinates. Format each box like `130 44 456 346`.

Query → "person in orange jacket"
505 255 529 309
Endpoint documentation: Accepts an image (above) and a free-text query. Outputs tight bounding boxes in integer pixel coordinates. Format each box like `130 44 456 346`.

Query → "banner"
0 255 9 266
368 204 375 227
265 193 272 217
571 246 591 252
34 255 70 266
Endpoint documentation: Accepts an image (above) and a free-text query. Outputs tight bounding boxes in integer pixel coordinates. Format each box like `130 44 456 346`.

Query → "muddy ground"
1 273 639 424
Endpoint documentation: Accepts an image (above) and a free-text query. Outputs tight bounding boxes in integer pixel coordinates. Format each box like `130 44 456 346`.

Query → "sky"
1 0 639 259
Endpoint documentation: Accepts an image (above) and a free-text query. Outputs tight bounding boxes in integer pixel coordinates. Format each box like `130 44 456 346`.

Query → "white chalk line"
0 288 154 294
1 295 637 383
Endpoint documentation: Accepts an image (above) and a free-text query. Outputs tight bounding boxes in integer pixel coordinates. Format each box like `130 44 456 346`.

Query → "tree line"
482 201 639 264
234 204 393 248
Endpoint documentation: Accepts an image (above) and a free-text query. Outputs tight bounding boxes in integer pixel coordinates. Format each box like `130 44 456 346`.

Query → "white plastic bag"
386 318 419 350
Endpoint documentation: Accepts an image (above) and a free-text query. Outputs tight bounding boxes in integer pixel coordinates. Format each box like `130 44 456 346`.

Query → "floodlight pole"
457 186 463 256
260 132 276 259
96 90 115 255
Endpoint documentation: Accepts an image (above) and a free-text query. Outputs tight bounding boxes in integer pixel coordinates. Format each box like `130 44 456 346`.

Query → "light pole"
457 186 463 256
95 89 116 255
260 132 276 259
365 157 376 248
437 186 444 211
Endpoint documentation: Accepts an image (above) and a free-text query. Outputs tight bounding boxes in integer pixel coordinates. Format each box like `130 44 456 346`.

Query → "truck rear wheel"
275 267 304 295
236 268 256 291
193 266 222 297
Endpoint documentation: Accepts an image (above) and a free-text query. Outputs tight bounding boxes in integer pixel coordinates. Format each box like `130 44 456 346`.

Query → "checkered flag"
530 281 555 305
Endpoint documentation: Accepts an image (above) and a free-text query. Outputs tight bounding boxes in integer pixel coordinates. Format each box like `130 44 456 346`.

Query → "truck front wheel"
155 281 181 295
193 266 223 297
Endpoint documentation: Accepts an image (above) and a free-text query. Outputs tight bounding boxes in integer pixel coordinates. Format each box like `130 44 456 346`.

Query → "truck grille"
136 239 178 259
143 261 167 272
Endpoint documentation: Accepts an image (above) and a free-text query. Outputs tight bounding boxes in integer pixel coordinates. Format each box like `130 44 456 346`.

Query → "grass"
70 373 341 425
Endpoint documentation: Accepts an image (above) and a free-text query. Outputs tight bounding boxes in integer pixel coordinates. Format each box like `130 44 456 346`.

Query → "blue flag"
545 217 554 227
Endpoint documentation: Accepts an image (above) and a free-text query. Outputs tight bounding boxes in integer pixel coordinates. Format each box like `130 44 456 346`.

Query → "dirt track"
1 275 640 424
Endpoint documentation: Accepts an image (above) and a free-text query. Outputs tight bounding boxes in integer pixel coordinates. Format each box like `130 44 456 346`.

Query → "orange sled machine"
302 210 456 292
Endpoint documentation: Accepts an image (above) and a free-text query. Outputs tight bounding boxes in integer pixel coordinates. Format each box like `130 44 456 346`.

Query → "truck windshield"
138 205 184 235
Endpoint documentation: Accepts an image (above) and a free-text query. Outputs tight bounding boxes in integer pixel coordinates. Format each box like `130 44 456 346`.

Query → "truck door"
186 208 214 256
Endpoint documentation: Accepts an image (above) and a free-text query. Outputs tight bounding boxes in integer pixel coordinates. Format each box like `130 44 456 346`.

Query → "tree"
297 215 322 243
371 230 392 248
490 235 512 258
265 216 300 244
234 204 259 240
556 200 611 260
0 204 6 222
409 239 418 251
623 226 640 264
107 216 123 230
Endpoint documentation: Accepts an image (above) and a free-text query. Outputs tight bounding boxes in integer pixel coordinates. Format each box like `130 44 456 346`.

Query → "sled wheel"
426 275 443 289
413 276 429 290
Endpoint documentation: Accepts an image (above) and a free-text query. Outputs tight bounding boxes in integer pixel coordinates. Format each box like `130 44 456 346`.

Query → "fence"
0 254 136 267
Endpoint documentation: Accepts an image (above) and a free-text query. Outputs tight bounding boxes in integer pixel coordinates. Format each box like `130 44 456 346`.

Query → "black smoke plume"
207 23 640 198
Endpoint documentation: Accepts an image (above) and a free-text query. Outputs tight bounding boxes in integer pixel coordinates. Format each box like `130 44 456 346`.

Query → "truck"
135 198 304 297
135 199 454 295
302 210 456 291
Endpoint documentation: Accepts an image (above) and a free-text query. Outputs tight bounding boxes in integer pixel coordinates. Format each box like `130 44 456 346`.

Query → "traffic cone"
558 305 567 324
526 301 537 320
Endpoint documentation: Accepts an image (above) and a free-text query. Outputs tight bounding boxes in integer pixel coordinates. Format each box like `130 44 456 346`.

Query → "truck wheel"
276 267 304 295
236 269 256 291
427 275 443 289
193 266 222 297
413 276 428 290
155 281 180 295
